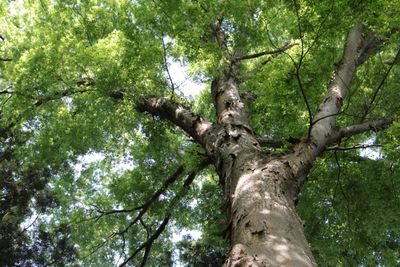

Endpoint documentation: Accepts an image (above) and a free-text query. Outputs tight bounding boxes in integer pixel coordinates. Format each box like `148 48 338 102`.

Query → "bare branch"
235 42 299 61
0 58 12 61
332 151 350 220
115 159 212 266
116 234 127 265
284 0 314 139
137 97 213 148
361 48 400 120
86 157 211 260
326 143 383 151
119 215 170 267
295 65 313 139
91 165 185 222
328 116 395 145
18 214 40 235
160 34 176 94
292 0 304 56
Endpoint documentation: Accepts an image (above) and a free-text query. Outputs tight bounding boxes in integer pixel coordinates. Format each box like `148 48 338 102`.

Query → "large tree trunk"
208 119 317 266
220 151 316 266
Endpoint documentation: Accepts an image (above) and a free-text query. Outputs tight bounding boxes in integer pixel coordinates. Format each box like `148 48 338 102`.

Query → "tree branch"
91 165 185 221
211 16 229 54
34 88 95 106
116 159 210 266
361 48 400 121
328 116 395 145
286 24 394 183
137 97 213 148
234 42 299 61
310 23 383 145
160 34 176 94
119 215 170 267
326 143 383 151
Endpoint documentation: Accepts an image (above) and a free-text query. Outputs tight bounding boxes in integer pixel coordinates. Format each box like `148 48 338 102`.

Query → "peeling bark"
222 154 317 267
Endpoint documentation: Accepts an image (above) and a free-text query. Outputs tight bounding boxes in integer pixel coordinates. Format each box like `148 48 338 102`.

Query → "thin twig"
119 215 170 267
281 0 314 139
160 33 176 94
326 143 383 151
18 214 40 235
361 48 400 121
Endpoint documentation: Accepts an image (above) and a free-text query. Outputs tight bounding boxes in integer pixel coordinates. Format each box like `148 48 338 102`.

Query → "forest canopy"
0 0 399 266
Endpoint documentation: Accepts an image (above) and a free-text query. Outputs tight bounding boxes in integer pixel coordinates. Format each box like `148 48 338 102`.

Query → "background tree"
0 0 399 266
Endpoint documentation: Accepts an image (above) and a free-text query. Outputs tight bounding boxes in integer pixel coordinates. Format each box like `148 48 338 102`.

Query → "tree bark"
220 151 317 266
208 70 317 266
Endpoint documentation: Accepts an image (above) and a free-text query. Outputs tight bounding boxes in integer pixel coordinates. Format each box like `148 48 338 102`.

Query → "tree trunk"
221 150 317 266
208 122 317 266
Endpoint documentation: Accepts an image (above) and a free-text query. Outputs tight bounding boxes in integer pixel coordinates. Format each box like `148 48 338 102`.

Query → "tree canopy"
0 0 399 266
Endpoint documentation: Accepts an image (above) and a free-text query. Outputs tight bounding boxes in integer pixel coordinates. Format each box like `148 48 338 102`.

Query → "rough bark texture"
209 65 316 266
137 23 395 267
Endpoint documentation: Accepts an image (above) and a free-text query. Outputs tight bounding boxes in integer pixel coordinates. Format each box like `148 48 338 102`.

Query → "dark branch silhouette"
235 42 299 61
119 215 170 267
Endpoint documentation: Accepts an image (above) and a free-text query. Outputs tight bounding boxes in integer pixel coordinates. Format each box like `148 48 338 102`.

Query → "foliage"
0 0 399 266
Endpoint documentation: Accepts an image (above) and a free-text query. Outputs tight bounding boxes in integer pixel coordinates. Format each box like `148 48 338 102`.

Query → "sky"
168 59 204 99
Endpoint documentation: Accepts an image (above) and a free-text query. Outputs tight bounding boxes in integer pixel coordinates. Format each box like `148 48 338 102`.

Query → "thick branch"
211 16 229 54
137 97 212 148
288 24 394 184
328 116 395 145
235 42 299 61
310 23 383 146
